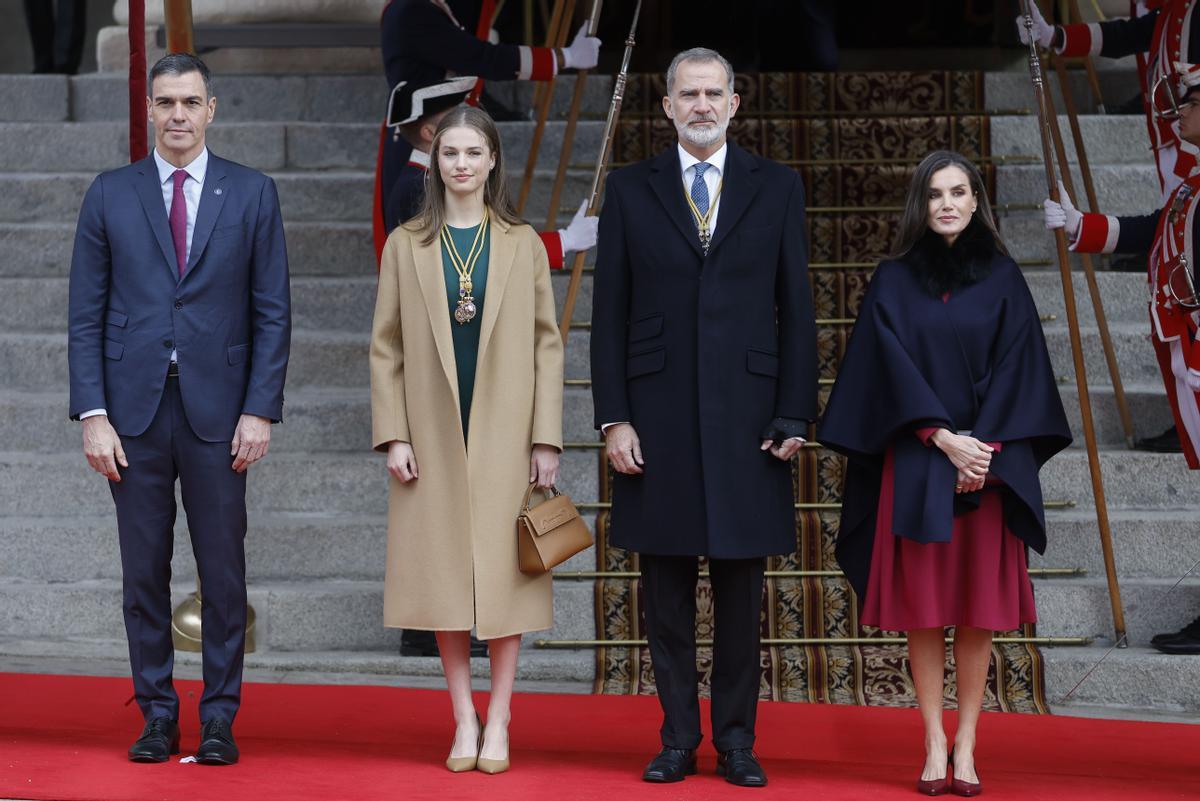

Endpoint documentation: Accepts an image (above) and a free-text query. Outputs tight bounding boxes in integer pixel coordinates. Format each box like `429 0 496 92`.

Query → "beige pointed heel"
444 713 482 773
476 721 510 774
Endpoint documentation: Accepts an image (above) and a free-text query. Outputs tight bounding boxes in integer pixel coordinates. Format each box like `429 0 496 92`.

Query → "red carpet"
0 672 1194 801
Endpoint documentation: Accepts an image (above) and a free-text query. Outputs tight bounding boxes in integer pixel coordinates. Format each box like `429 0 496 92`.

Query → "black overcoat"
590 143 818 558
817 235 1072 599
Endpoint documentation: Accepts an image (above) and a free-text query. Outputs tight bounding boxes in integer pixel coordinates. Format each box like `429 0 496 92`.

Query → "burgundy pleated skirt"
859 447 1037 632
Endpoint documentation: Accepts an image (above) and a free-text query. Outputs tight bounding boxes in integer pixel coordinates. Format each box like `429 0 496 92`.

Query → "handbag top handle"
521 483 561 512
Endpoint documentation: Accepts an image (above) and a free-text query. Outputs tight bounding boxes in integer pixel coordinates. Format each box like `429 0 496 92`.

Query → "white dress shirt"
678 142 727 234
79 147 209 421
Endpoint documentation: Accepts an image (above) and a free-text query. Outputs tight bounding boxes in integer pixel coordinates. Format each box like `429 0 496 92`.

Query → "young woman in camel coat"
369 106 563 774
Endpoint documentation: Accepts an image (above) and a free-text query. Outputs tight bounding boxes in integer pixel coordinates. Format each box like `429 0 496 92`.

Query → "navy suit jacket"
68 151 291 442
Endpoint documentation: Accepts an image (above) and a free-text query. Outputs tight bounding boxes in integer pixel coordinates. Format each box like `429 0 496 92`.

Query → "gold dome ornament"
171 577 257 653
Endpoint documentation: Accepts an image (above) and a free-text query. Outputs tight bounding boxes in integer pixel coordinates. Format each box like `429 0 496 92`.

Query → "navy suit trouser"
110 375 248 724
640 554 765 753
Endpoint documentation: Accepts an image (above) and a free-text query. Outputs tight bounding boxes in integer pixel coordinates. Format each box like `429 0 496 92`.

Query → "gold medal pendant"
442 209 488 326
455 294 477 324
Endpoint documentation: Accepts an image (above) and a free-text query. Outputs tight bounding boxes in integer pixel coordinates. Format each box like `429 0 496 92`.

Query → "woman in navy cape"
818 151 1071 796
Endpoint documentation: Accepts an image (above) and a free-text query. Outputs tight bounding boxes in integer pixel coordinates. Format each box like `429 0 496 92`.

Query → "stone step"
990 115 1155 166
0 74 612 124
1024 271 1151 327
0 576 596 653
0 637 596 684
1055 383 1172 448
0 510 599 584
0 120 606 175
984 69 1142 117
1036 578 1200 648
0 444 1185 519
0 221 376 278
0 270 598 333
996 163 1160 216
1032 509 1200 579
0 385 599 453
0 450 600 518
1041 645 1200 713
0 170 593 228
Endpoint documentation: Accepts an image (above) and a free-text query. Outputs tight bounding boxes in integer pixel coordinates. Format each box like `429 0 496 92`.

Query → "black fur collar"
903 217 997 296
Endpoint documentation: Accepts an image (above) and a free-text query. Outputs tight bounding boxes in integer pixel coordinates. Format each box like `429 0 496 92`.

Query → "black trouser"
109 376 248 724
23 0 86 74
640 554 765 752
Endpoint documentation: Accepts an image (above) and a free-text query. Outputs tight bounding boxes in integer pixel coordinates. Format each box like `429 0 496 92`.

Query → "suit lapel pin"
215 188 223 195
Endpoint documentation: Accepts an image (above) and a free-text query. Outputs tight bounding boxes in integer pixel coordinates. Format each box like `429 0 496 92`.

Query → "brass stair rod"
575 499 1077 510
552 568 1087 579
535 636 1093 647
570 155 1041 169
516 0 573 215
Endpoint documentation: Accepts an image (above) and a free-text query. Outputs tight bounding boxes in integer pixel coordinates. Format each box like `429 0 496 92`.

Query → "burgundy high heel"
915 749 949 796
948 748 982 797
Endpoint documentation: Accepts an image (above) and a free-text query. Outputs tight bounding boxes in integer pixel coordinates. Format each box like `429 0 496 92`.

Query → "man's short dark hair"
149 53 213 99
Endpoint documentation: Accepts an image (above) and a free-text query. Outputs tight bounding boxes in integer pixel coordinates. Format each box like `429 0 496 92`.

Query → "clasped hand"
931 429 993 494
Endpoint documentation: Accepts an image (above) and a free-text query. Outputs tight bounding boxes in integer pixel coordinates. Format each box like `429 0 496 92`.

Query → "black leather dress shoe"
195 718 239 765
1136 426 1183 453
717 748 768 787
642 747 697 782
128 716 180 762
1151 615 1200 646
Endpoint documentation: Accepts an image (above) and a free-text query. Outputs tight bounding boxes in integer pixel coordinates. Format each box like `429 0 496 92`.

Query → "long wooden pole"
558 0 641 344
545 1 603 230
163 0 195 54
1045 56 1136 447
517 0 574 215
1069 0 1107 112
1021 0 1127 643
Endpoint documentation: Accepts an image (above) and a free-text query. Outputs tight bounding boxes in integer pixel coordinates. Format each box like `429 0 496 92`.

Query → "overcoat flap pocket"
746 348 779 377
227 344 249 365
103 339 124 360
627 313 663 343
105 309 128 328
626 347 665 379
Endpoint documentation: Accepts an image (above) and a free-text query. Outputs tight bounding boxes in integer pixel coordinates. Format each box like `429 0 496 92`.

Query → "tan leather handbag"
517 484 593 574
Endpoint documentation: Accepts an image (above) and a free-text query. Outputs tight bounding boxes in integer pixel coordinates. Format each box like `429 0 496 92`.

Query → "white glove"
1016 3 1055 49
1043 181 1082 236
561 25 601 70
559 200 598 254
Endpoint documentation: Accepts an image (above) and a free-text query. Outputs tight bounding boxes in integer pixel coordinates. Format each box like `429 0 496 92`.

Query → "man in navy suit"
590 48 817 787
67 53 290 765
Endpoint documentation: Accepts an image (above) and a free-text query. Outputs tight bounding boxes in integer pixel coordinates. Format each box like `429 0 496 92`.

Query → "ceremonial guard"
384 75 598 268
1020 0 1199 200
1044 62 1200 654
374 0 601 259
1020 0 1199 452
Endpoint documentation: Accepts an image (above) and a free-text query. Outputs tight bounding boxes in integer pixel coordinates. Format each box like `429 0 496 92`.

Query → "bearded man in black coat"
590 47 817 788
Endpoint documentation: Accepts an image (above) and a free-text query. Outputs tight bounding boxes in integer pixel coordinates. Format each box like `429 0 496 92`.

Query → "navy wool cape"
817 243 1072 600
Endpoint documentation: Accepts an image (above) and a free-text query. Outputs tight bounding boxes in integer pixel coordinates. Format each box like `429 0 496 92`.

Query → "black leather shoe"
1155 623 1200 655
128 716 180 763
1136 426 1183 453
717 748 768 787
642 747 697 782
1151 615 1200 646
195 718 239 765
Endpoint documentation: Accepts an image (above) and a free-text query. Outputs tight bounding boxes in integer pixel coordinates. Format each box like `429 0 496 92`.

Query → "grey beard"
677 118 726 147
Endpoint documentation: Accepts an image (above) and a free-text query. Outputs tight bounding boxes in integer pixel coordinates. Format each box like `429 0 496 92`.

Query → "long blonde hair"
409 105 525 245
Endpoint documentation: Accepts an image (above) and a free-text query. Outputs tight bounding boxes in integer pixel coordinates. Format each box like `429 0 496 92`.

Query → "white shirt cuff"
80 409 107 420
600 422 628 434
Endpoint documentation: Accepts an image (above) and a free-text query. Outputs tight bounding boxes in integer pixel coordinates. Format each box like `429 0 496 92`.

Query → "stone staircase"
0 68 1197 716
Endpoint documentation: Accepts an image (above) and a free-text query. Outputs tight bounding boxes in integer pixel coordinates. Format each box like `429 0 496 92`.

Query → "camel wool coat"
370 216 564 639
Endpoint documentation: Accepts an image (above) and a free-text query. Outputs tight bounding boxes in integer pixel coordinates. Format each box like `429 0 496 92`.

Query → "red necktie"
169 169 188 277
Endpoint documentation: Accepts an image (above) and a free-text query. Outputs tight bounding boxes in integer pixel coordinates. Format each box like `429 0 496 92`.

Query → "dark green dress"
441 223 490 442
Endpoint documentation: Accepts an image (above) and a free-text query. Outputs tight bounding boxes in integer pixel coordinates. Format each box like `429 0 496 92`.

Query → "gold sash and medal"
684 177 723 254
440 208 489 325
